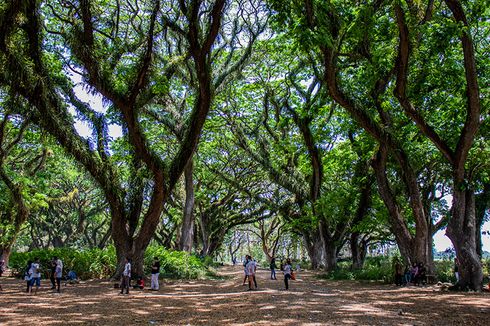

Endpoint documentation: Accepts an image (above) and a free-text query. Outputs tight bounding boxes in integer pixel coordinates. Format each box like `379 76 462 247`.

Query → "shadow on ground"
1 266 489 325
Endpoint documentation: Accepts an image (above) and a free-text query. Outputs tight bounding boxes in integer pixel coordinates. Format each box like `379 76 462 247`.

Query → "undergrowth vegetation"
320 257 490 284
9 246 212 280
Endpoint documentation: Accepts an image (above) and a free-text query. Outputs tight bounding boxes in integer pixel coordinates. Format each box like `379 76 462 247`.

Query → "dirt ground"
1 265 489 325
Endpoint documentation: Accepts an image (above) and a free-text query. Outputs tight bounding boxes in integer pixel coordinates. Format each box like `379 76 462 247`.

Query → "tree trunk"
324 239 338 271
0 245 12 268
303 230 324 269
372 145 433 270
350 232 368 270
446 189 483 290
179 160 195 252
426 223 435 274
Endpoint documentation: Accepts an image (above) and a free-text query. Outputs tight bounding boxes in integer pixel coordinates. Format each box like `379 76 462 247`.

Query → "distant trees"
0 0 488 291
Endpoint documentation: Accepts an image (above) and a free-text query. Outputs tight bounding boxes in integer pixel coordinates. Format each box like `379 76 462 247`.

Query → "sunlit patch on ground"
1 265 489 325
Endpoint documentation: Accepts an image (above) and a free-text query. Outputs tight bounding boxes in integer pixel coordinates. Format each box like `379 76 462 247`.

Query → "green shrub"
321 257 401 283
10 246 211 280
9 247 117 280
433 260 454 283
144 246 209 279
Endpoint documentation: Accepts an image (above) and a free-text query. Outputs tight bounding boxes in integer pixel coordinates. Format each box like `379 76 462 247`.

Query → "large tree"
268 0 487 289
0 0 265 276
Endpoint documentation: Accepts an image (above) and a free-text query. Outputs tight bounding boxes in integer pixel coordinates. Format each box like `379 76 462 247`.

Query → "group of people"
118 256 161 295
243 256 295 291
23 256 63 294
394 261 428 286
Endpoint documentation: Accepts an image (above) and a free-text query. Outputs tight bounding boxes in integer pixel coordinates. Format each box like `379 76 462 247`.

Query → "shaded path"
0 265 489 325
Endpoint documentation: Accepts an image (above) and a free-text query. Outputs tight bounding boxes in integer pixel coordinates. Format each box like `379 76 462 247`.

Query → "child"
65 270 79 285
133 276 144 289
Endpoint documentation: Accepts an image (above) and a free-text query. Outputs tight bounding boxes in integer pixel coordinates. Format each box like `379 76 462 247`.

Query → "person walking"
55 258 63 293
30 257 42 294
49 257 57 290
151 257 160 291
270 257 277 280
283 258 292 290
120 257 131 295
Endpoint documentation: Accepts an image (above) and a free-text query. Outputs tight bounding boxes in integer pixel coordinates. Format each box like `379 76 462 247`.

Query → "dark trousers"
56 277 61 292
271 268 276 279
395 274 403 286
50 273 56 288
120 276 130 294
284 274 291 290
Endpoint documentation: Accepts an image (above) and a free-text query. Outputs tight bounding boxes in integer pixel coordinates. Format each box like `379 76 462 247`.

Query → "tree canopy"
0 0 488 290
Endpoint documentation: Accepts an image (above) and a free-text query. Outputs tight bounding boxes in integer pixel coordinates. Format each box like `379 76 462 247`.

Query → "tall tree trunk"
0 168 30 269
350 232 368 270
303 230 324 269
446 189 483 290
372 145 432 270
0 245 12 268
323 238 338 271
179 160 195 252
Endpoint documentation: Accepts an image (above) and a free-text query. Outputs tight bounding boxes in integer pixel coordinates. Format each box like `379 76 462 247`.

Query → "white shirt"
55 260 63 278
32 263 41 278
123 262 131 277
246 261 255 275
283 264 292 275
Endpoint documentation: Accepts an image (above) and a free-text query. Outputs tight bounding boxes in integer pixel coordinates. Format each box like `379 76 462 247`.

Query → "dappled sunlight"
1 265 489 325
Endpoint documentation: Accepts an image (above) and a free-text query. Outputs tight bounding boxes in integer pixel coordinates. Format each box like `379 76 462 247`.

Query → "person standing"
270 257 277 280
242 255 250 286
283 258 292 290
394 260 404 286
120 257 131 295
245 256 257 291
252 258 258 289
24 260 33 293
50 257 57 290
55 258 63 293
30 257 42 294
453 258 460 284
151 257 160 291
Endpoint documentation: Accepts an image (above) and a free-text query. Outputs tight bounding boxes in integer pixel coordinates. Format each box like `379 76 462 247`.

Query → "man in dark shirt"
151 257 161 291
50 257 57 289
